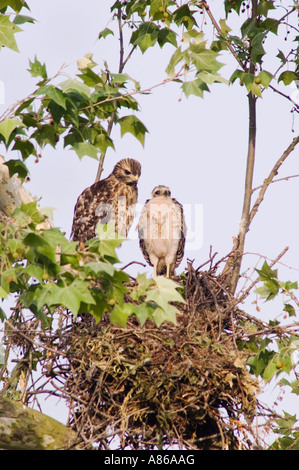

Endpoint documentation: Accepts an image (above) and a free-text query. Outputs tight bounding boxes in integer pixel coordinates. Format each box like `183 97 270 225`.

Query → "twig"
252 173 299 192
250 135 299 224
269 84 299 112
236 246 289 304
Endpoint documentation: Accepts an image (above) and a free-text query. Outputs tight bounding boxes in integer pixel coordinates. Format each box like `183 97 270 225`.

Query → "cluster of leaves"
0 54 148 181
0 202 185 327
0 0 298 449
0 0 35 53
243 260 299 449
1 1 298 181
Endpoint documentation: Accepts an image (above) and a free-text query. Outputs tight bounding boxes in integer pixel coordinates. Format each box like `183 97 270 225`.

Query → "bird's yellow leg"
166 264 170 278
153 264 157 277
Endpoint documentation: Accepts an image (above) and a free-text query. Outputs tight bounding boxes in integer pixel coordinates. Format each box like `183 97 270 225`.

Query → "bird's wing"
172 198 186 268
71 176 115 242
138 199 152 266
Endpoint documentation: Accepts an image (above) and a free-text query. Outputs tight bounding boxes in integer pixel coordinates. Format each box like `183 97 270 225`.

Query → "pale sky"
0 0 298 433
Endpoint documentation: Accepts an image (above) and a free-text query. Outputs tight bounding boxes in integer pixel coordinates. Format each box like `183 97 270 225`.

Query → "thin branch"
250 135 299 224
269 84 299 112
252 173 299 192
203 2 246 71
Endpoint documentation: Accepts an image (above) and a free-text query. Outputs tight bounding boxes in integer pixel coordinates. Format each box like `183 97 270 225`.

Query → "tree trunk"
0 155 53 229
0 396 78 450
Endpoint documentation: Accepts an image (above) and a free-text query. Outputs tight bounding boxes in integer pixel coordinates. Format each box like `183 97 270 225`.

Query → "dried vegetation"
2 258 270 450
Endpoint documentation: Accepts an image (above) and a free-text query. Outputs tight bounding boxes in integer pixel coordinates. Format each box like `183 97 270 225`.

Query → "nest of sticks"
4 258 263 450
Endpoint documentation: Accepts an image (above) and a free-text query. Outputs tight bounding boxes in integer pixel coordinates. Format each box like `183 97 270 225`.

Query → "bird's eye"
155 190 161 195
124 169 131 175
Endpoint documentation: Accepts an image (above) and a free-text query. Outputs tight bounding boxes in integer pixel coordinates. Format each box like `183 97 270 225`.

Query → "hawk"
71 158 141 243
138 185 186 278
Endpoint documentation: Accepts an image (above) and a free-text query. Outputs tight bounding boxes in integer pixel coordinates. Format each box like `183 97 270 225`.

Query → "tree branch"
0 396 78 450
95 7 127 183
250 135 299 224
229 0 258 294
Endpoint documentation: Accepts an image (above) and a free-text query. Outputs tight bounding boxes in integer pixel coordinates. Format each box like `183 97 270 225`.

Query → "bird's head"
113 158 141 185
152 185 171 198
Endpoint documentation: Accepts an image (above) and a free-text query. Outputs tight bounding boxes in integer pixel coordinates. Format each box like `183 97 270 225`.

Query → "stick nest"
5 260 261 450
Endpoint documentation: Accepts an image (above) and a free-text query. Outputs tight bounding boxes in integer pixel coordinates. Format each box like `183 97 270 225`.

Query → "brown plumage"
138 185 186 278
71 158 141 243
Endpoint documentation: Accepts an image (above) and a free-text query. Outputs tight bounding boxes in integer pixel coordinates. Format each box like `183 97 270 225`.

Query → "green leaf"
12 139 36 160
165 46 185 78
110 303 135 327
133 302 156 327
71 142 99 160
0 118 24 144
0 285 8 299
283 304 296 317
153 305 178 327
257 1 275 17
84 261 114 277
219 18 231 37
35 85 67 109
147 276 186 309
13 14 35 25
130 22 159 53
0 0 29 14
31 125 58 148
49 279 95 316
172 4 197 30
182 79 209 98
0 15 22 52
145 276 185 326
278 71 298 86
118 115 148 146
28 56 47 80
59 78 90 98
130 273 155 301
256 261 277 281
190 47 223 72
98 27 114 40
258 70 273 88
4 159 28 179
157 28 177 48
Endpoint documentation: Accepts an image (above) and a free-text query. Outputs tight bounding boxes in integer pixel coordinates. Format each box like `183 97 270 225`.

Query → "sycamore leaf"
130 22 159 53
182 79 209 98
47 280 95 316
146 276 186 309
77 53 96 70
35 85 67 109
110 303 135 327
0 285 8 299
60 78 90 98
133 302 156 326
4 159 28 179
0 15 22 52
28 55 47 80
145 276 185 326
153 305 178 327
84 261 114 277
98 27 114 40
0 118 24 144
118 115 148 146
71 142 99 160
130 273 155 301
278 71 298 86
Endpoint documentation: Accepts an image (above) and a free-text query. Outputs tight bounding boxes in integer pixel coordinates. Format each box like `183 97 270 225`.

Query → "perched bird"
138 185 186 278
71 158 141 243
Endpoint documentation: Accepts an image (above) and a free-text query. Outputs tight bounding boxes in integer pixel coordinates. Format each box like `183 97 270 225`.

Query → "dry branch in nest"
2 259 264 450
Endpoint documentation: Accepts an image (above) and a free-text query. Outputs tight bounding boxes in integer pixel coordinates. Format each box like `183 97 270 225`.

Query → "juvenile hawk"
71 158 141 243
138 185 186 278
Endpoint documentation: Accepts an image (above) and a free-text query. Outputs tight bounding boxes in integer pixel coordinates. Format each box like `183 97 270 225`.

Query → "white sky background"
0 0 298 437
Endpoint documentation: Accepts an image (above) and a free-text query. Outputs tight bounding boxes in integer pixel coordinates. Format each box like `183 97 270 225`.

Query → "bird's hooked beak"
133 174 139 181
